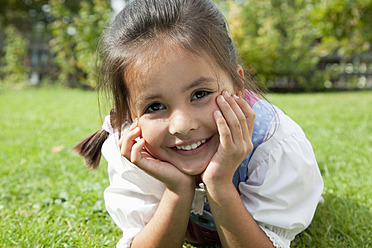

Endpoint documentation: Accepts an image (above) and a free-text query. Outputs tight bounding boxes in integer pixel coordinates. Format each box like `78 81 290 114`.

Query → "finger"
233 93 255 139
130 138 158 173
130 139 173 183
227 92 251 140
217 92 243 143
214 109 233 148
119 126 141 160
130 138 146 164
118 119 138 147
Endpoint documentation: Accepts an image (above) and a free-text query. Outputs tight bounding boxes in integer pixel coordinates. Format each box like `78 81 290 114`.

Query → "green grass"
268 92 372 247
0 88 371 247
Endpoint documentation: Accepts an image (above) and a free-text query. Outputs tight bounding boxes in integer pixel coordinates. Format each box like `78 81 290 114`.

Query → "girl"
74 0 324 247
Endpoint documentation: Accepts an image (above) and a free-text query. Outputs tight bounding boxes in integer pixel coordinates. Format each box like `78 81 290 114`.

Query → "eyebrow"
183 76 216 92
134 76 216 105
134 94 159 106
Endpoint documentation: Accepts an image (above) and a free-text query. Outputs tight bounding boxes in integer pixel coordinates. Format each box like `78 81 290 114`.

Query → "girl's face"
127 47 239 176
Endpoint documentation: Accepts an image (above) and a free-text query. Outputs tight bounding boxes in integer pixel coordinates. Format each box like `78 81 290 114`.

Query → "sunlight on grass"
268 92 372 247
0 88 121 246
0 88 371 247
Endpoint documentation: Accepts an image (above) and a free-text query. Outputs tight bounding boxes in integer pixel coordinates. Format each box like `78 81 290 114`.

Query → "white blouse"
102 108 324 248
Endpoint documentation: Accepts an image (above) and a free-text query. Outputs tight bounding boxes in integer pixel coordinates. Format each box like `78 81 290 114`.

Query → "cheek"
138 118 165 146
202 96 220 126
139 119 169 160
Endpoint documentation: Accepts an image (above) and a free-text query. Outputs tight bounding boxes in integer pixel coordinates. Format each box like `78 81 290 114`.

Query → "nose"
168 109 198 136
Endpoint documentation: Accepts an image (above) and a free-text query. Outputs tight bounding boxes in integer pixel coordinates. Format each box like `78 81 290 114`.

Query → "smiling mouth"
175 139 206 151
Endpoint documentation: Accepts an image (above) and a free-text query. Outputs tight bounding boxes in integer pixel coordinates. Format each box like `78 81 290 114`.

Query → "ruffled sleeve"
239 112 324 248
102 132 166 248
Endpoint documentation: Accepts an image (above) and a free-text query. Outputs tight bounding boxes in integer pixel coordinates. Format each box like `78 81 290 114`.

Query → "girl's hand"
119 120 194 194
202 90 255 187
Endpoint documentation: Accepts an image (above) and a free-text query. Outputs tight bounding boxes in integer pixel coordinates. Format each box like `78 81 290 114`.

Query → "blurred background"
0 0 371 92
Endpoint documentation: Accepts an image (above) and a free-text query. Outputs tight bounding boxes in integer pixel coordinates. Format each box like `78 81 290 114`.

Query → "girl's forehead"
126 44 221 88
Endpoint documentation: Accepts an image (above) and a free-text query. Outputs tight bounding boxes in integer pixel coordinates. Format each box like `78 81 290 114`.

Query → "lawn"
0 88 371 247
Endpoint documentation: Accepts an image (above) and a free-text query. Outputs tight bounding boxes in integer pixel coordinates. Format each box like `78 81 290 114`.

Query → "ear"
235 65 245 93
236 64 244 78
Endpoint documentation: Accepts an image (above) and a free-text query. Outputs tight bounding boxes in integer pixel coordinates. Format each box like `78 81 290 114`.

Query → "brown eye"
191 90 210 100
145 102 165 113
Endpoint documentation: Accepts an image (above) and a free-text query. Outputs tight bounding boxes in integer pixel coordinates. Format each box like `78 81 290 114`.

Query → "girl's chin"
178 163 209 176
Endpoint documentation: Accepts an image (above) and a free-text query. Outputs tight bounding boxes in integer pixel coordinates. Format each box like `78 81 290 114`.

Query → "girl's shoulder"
244 90 305 149
101 123 130 166
234 94 311 188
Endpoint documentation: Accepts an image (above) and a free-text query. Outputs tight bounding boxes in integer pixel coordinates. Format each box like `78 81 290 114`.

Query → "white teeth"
176 139 206 151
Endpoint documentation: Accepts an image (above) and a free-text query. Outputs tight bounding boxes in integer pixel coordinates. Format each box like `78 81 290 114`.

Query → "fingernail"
223 90 230 98
215 110 222 117
131 118 138 127
218 95 225 102
233 94 239 99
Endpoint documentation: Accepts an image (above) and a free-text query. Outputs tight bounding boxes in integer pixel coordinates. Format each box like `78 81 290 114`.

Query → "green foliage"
73 0 111 87
48 1 76 85
310 0 372 57
0 0 49 32
48 0 111 87
1 0 371 90
0 88 371 247
226 0 372 90
227 0 322 89
0 25 29 85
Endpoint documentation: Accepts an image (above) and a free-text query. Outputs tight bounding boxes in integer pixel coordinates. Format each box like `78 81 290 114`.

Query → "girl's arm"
205 181 274 248
131 187 194 248
202 91 273 248
120 121 195 247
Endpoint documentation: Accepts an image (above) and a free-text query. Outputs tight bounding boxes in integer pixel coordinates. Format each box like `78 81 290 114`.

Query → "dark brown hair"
75 0 263 169
74 109 117 169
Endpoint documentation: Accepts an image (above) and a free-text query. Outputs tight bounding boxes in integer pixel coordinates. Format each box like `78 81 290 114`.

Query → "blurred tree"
0 25 29 85
73 0 112 87
226 0 372 91
0 0 48 32
1 0 371 90
48 0 76 85
0 0 85 32
227 0 322 90
48 0 112 87
310 0 372 57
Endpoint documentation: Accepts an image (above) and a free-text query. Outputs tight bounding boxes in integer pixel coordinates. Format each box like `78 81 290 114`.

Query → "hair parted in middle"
98 0 261 133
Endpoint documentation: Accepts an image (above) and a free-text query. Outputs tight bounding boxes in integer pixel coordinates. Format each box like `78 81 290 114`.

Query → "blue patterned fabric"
190 99 282 230
232 100 282 188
